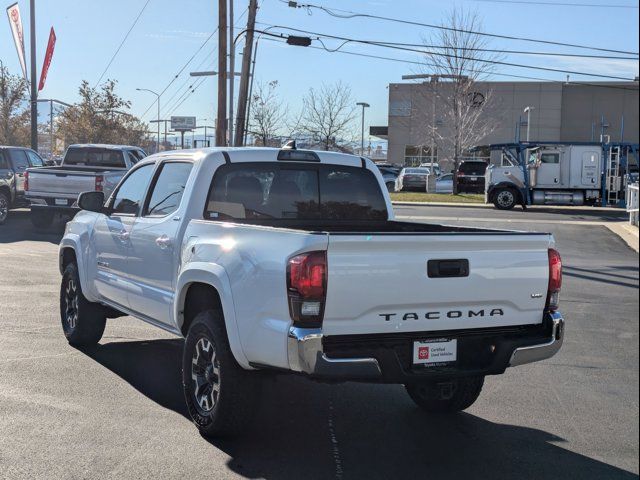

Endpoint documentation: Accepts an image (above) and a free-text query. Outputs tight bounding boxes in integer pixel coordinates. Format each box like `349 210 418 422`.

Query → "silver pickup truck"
25 144 146 228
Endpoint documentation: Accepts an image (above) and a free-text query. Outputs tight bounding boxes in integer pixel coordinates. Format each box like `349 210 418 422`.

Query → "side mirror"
78 191 105 213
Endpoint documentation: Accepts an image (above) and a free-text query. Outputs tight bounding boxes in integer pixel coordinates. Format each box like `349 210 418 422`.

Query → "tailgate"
322 233 552 336
27 170 98 196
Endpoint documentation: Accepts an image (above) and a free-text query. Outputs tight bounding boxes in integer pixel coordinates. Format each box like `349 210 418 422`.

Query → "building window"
404 145 437 167
390 100 411 117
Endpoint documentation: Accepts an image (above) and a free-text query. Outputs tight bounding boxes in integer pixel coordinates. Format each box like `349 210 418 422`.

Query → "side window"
0 152 8 170
126 151 139 165
9 150 29 171
144 162 193 217
111 164 154 215
540 153 560 164
26 150 44 167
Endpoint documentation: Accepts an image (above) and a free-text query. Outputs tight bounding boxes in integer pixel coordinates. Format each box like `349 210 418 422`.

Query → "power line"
255 26 639 81
95 0 152 87
260 35 638 91
140 29 217 118
286 2 639 56
465 0 638 8
140 8 249 119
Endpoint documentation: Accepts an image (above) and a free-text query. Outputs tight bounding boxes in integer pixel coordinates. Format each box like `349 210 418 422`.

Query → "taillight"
287 251 327 327
95 175 104 192
546 248 562 312
24 171 29 191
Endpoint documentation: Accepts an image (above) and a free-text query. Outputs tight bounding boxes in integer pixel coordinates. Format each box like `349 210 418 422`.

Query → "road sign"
171 116 196 131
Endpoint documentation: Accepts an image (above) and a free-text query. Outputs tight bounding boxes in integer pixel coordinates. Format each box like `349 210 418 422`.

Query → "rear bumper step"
287 312 564 383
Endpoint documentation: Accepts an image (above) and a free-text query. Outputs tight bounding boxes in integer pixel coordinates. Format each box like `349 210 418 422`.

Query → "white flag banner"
6 2 28 79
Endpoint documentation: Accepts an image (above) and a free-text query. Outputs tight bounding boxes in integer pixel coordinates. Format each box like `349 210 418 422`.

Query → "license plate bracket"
413 338 457 367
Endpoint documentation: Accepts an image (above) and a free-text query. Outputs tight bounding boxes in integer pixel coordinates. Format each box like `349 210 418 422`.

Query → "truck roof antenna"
282 140 297 150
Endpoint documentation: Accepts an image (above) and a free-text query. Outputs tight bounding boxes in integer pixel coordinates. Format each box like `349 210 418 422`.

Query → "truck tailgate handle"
428 259 469 278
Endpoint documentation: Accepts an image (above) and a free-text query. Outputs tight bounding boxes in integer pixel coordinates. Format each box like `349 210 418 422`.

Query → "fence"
627 183 639 226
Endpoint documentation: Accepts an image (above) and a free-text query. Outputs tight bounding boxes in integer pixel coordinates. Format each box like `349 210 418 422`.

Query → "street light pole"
29 0 38 152
356 102 369 155
137 88 161 152
524 106 534 142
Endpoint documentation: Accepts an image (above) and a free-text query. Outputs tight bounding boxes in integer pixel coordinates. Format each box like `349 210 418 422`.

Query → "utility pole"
234 0 258 146
29 0 38 151
228 0 235 146
216 0 228 146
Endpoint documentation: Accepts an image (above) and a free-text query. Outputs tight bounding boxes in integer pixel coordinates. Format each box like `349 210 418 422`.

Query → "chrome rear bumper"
287 327 382 379
509 312 564 367
287 311 564 381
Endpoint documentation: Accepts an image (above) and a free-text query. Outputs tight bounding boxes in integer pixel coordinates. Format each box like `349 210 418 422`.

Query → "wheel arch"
175 265 250 369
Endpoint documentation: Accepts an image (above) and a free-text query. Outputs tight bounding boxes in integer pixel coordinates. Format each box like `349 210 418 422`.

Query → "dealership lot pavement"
0 207 638 480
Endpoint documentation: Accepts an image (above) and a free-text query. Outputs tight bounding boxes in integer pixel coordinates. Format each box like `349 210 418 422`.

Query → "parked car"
455 160 489 193
396 167 430 191
0 146 47 225
419 162 441 176
59 147 564 437
377 165 400 192
435 173 454 194
25 144 146 228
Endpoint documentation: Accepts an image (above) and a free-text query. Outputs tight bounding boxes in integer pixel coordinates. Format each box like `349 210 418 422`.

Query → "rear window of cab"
205 162 387 222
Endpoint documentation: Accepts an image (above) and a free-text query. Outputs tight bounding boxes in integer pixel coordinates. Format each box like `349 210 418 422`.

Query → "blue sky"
1 0 639 138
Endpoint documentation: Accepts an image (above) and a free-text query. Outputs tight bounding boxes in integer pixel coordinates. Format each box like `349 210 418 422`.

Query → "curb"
606 223 639 253
391 201 624 212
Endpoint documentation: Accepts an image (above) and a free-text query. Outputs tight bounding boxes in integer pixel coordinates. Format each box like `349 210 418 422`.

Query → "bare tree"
248 80 287 147
300 81 356 151
420 8 501 192
0 64 30 146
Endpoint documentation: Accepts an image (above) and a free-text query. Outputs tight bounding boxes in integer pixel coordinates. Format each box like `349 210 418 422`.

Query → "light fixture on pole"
356 102 370 155
524 106 534 142
137 88 161 152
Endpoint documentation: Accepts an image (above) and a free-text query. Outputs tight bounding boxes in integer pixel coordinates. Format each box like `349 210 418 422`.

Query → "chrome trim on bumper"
509 312 564 367
287 327 382 379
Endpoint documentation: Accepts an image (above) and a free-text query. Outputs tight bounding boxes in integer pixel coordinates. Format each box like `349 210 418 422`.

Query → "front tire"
60 263 106 347
405 376 484 413
182 310 259 438
493 188 518 210
0 191 9 225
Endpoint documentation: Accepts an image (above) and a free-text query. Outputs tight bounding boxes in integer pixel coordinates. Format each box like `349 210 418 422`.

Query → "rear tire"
405 376 484 413
386 181 396 192
31 209 54 229
0 191 9 225
60 263 106 347
182 310 260 438
493 188 518 210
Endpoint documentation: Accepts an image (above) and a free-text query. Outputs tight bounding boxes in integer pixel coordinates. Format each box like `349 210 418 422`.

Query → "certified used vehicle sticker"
413 338 457 366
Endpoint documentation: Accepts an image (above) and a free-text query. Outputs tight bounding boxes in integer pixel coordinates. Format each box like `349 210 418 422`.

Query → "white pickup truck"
59 147 564 437
25 144 146 228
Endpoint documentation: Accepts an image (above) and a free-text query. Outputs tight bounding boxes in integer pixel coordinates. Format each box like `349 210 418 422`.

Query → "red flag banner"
6 2 28 79
38 27 57 92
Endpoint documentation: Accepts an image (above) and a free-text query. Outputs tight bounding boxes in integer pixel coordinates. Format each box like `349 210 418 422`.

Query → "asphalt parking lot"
0 206 638 480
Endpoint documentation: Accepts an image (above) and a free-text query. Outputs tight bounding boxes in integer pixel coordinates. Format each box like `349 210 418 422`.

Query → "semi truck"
484 142 639 210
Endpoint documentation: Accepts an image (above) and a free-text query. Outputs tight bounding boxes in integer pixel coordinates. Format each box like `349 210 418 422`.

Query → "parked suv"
0 146 47 224
455 160 488 193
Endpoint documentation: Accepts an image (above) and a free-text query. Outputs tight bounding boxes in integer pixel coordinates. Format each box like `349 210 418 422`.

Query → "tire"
405 376 484 413
386 181 396 192
493 188 518 210
0 191 9 225
182 310 260 438
60 263 106 347
31 209 54 229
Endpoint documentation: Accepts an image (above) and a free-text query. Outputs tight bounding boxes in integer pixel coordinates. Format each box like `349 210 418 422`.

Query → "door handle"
117 230 130 241
155 235 172 249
